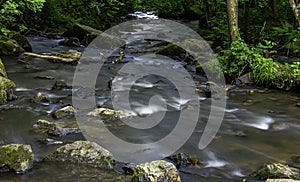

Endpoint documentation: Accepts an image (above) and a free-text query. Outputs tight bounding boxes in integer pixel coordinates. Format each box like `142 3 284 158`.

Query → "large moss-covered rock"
0 35 21 56
0 144 34 173
253 163 300 180
131 160 181 182
46 141 115 169
8 31 32 52
0 76 16 105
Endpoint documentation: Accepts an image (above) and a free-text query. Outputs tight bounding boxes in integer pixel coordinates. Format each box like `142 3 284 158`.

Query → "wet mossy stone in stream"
156 43 186 58
31 92 50 103
46 141 115 169
88 108 127 121
7 31 32 52
253 163 300 180
52 79 72 90
0 35 21 56
52 105 76 119
131 160 181 182
266 179 300 182
166 153 200 168
0 76 17 105
0 144 34 173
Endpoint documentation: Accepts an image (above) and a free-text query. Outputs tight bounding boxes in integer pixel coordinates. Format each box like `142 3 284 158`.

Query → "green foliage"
271 22 300 56
203 39 300 89
0 0 45 35
39 0 131 30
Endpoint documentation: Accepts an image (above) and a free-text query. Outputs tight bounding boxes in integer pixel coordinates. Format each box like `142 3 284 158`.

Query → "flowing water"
0 20 299 181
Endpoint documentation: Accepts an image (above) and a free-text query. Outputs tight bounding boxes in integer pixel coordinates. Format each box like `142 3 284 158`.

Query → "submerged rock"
0 35 21 56
253 163 300 180
31 92 50 103
52 105 76 119
166 153 200 168
59 37 81 47
52 79 72 90
131 160 181 182
46 141 115 169
0 144 34 173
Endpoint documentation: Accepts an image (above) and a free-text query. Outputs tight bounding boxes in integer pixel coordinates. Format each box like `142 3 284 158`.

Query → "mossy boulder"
52 105 76 119
253 163 300 180
131 160 181 182
0 35 21 56
0 76 16 105
46 141 115 169
0 144 34 173
8 31 32 52
88 108 127 121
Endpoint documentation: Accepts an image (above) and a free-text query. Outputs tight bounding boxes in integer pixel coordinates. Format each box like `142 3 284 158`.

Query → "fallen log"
24 50 81 63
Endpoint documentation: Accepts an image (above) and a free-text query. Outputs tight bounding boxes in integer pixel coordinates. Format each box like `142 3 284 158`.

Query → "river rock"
52 79 72 90
156 43 186 58
266 179 300 182
166 153 200 168
31 92 50 103
0 62 17 104
46 141 115 169
59 37 81 47
7 31 32 52
34 119 56 130
88 108 127 120
0 144 34 173
236 73 254 86
131 160 181 182
47 126 81 137
0 35 21 56
52 105 76 119
253 163 300 180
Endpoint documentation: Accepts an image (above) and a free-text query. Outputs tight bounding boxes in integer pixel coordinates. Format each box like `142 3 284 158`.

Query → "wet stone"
52 105 76 119
131 160 181 182
167 153 200 168
0 144 34 173
46 141 115 169
253 163 300 180
52 79 72 90
32 92 50 103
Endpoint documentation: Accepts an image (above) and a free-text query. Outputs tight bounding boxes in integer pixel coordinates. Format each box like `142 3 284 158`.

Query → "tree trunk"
227 0 239 42
272 0 278 18
289 0 300 26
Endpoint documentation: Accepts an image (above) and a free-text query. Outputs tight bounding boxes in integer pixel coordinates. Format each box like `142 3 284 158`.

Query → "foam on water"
244 116 274 130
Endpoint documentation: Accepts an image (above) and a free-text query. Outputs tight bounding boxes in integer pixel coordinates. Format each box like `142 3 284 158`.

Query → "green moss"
7 31 32 52
254 163 300 180
0 35 21 56
0 59 7 78
0 76 16 105
0 144 34 173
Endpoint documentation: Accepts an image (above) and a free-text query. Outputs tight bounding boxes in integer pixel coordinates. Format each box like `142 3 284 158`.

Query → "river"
0 20 299 181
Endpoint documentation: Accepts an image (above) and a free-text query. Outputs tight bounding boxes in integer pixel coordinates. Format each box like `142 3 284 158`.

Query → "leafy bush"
203 39 300 89
0 0 45 35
